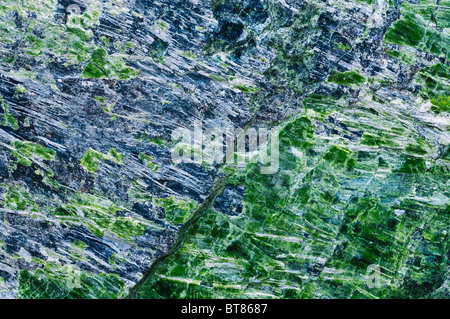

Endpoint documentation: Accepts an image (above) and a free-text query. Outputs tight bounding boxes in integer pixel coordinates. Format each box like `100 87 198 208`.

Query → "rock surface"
0 0 448 298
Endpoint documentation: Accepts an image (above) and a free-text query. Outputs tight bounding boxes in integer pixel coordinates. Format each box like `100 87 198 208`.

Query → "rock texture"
0 0 448 298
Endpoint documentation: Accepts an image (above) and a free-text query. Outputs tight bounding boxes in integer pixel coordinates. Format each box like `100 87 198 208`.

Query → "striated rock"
0 0 448 299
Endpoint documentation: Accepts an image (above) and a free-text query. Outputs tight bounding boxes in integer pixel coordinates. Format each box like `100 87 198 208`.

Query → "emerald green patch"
1 184 38 212
0 94 19 130
385 12 426 47
81 47 140 80
10 140 56 168
54 193 157 239
327 70 366 87
18 267 125 299
416 63 450 112
232 83 260 93
80 148 124 173
384 10 450 58
396 156 427 174
154 196 198 224
139 153 159 172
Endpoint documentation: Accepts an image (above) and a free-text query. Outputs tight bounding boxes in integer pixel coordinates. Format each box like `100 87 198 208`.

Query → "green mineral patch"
158 21 167 30
401 1 450 29
415 63 450 112
94 96 108 104
81 47 140 80
327 70 366 87
80 149 105 173
442 146 450 161
384 12 426 47
127 181 154 203
80 148 124 173
70 240 88 261
231 83 260 93
10 140 56 168
395 155 427 174
182 50 197 59
0 0 99 68
8 140 59 187
361 133 400 149
108 148 125 164
139 153 159 172
15 84 27 94
386 49 401 58
94 96 116 116
54 193 161 239
114 41 135 53
208 73 227 82
18 265 125 299
335 42 351 51
7 69 38 81
399 52 415 65
322 145 355 170
352 0 373 5
302 94 347 114
384 9 450 59
0 94 18 130
1 102 18 131
386 49 416 65
153 196 198 225
1 184 38 212
0 0 140 79
109 253 128 270
134 105 449 299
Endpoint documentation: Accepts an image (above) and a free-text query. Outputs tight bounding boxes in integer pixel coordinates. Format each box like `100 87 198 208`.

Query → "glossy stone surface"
0 0 448 299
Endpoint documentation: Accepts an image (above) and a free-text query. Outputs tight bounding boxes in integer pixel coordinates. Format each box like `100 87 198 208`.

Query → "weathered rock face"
0 0 448 299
